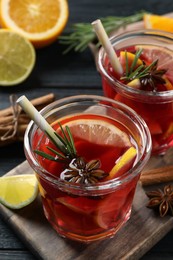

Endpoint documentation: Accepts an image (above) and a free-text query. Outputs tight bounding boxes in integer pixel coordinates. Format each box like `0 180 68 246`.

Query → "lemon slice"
106 147 137 180
0 29 36 86
61 118 131 147
0 174 38 209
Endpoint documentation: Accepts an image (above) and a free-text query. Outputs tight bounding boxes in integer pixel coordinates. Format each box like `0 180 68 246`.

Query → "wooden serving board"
0 149 173 260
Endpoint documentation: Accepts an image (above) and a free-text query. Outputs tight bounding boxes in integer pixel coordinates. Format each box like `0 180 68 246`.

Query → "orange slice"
0 0 69 48
62 118 131 147
144 14 173 33
127 79 141 89
106 147 137 180
119 51 143 71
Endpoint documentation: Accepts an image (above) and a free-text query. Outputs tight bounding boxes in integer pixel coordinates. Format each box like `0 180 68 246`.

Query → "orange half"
0 0 69 48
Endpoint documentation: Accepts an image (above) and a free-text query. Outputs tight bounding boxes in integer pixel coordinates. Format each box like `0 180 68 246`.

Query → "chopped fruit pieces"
163 122 173 139
106 147 137 180
163 76 173 90
0 174 38 209
119 51 143 71
127 79 141 88
147 120 163 135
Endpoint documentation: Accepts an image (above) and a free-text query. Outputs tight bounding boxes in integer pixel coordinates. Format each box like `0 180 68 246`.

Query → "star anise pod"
121 49 167 91
60 157 109 184
146 185 173 217
139 60 167 91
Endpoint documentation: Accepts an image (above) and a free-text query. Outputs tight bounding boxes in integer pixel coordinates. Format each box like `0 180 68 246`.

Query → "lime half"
0 174 38 209
0 29 36 86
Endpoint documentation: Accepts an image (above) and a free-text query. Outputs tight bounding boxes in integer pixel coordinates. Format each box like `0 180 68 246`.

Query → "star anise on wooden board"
146 185 173 217
60 157 109 184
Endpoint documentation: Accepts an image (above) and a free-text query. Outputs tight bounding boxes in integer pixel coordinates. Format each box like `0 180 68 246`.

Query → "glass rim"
24 94 151 192
97 29 173 100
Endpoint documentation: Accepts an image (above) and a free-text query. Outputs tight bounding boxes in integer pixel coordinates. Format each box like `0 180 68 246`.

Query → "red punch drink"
24 95 151 242
98 30 173 155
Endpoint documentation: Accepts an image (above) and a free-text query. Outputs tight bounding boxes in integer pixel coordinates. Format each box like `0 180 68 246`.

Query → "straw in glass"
92 19 123 75
17 95 64 150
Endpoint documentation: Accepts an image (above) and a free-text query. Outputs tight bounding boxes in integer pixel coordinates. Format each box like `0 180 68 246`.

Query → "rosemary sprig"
121 49 167 90
59 11 146 53
34 122 77 163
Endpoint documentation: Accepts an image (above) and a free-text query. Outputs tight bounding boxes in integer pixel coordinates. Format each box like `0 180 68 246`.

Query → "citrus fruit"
127 79 141 89
95 193 125 229
0 29 35 86
144 14 173 33
0 0 69 48
135 45 173 82
119 51 143 71
63 118 131 147
106 147 137 180
0 174 38 209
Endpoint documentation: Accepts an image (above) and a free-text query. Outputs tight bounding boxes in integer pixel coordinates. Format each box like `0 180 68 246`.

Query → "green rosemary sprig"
120 49 167 90
59 11 146 53
34 122 108 184
34 122 77 163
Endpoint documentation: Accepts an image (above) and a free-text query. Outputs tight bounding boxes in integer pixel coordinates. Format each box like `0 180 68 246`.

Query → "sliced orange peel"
106 147 137 180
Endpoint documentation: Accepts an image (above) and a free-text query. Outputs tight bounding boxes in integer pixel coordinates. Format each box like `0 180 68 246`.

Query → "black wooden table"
0 1 173 259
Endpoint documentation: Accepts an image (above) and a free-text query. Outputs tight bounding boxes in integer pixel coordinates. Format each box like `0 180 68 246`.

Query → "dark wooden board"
0 150 173 260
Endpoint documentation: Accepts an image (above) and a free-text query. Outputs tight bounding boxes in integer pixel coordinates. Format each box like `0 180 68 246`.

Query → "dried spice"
35 126 108 184
121 49 167 91
60 157 109 184
146 185 173 217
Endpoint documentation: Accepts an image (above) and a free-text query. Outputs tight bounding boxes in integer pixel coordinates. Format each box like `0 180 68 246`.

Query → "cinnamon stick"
0 93 55 117
0 114 29 125
0 93 55 146
140 165 173 186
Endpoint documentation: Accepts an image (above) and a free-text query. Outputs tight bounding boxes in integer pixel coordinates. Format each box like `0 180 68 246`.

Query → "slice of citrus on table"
61 118 131 147
144 14 173 33
0 174 38 209
0 29 35 86
0 0 69 48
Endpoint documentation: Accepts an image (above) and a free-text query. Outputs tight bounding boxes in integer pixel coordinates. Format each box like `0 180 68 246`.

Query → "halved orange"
144 14 173 33
0 0 69 48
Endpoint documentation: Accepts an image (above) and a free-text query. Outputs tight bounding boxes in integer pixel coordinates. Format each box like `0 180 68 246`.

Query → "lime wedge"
0 174 38 209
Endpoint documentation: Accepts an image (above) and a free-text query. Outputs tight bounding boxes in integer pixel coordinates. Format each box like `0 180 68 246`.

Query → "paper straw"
92 19 123 75
17 95 63 148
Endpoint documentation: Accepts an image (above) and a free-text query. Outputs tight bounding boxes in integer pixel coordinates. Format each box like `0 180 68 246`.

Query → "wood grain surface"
0 149 173 260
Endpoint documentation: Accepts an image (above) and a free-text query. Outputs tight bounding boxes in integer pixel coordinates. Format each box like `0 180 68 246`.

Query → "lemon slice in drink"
0 174 38 209
63 118 131 147
0 29 36 86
